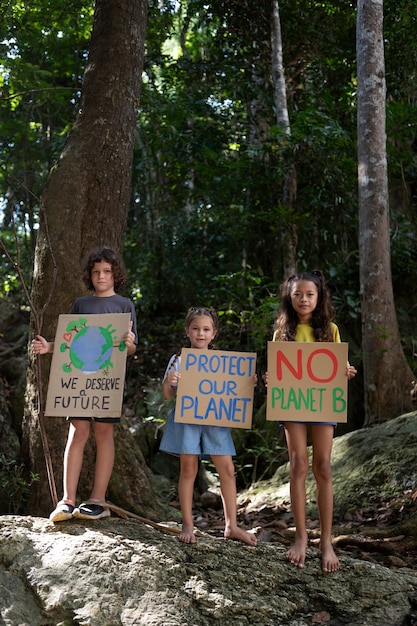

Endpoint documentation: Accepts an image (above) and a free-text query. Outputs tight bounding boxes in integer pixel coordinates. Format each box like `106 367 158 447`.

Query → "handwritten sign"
45 313 130 417
174 348 257 429
266 342 348 423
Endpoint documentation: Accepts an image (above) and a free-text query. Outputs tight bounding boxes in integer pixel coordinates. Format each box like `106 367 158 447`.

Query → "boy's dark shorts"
66 416 121 424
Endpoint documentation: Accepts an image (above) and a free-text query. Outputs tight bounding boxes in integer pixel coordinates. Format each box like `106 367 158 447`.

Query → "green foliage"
1 0 417 442
0 454 40 514
127 0 363 336
143 379 173 424
0 226 34 298
0 0 94 261
123 0 416 433
384 0 417 100
233 425 287 489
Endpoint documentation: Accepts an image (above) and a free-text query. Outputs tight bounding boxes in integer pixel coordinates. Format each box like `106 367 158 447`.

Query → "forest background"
0 0 417 514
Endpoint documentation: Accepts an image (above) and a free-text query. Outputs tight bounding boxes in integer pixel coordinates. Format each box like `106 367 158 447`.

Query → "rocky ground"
69 472 417 572
183 489 417 571
2 514 417 626
155 411 417 574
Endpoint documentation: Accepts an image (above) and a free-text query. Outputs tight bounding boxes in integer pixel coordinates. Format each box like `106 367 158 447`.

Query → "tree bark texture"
23 0 160 517
357 0 413 425
270 0 298 277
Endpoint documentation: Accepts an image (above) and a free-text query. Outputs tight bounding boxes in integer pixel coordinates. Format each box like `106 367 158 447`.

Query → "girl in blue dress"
160 306 257 546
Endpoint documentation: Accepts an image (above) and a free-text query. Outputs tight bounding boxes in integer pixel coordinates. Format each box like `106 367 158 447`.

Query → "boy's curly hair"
82 246 127 293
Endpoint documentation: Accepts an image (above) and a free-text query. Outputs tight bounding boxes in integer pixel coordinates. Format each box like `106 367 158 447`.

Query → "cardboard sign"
174 348 257 429
266 342 348 423
45 313 131 417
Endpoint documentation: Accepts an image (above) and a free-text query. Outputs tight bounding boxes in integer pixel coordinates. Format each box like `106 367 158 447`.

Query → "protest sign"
45 313 130 417
174 348 257 429
266 342 348 423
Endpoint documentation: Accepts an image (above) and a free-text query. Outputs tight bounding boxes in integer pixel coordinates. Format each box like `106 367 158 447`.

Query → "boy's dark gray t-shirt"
70 294 138 344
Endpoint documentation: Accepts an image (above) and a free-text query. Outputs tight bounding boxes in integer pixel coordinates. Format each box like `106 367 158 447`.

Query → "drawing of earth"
69 325 114 373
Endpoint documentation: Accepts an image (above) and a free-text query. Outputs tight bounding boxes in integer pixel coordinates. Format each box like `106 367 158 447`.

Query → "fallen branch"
102 501 182 536
96 500 212 539
332 533 406 553
0 195 58 508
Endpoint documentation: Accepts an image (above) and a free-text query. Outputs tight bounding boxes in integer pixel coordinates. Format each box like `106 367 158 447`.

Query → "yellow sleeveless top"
272 322 341 343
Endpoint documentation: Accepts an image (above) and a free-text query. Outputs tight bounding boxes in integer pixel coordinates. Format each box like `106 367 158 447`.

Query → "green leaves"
0 1 94 277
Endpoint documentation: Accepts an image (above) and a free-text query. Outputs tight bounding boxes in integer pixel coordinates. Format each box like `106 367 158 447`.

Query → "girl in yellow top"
272 270 356 572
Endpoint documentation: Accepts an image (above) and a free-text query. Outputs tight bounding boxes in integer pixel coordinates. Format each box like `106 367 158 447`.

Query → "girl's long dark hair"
169 307 219 368
274 270 335 342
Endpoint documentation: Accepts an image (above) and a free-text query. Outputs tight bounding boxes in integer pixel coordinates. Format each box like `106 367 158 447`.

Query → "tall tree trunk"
357 0 413 425
271 0 297 277
23 0 160 518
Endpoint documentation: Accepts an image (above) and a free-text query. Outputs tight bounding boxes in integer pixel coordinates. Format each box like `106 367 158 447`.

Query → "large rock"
0 515 416 626
245 411 417 532
2 412 417 625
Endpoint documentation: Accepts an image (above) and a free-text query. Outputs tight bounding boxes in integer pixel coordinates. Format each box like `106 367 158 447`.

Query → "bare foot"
179 524 196 544
286 536 307 568
224 525 257 546
320 543 340 573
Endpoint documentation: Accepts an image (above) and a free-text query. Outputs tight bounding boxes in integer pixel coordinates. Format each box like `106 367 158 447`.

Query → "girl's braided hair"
274 270 335 342
169 307 219 369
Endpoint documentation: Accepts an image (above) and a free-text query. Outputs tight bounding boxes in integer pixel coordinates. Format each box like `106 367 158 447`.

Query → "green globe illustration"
69 325 114 373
